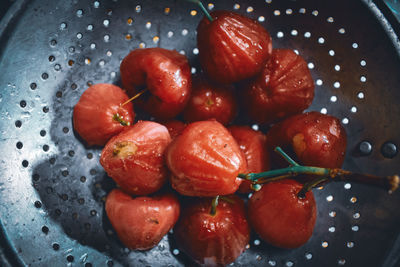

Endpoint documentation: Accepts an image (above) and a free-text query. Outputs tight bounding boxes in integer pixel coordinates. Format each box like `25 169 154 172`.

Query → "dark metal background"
0 0 400 266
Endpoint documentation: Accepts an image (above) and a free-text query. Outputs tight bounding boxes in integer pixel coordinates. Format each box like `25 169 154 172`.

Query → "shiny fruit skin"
243 49 314 124
197 11 273 84
105 189 180 250
228 126 270 193
120 48 191 119
248 179 316 249
161 120 187 140
174 195 250 266
183 77 237 125
100 121 171 195
166 120 247 196
73 83 134 146
267 111 347 168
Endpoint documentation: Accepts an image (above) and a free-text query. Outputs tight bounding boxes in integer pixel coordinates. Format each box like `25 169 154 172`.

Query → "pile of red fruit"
73 8 348 266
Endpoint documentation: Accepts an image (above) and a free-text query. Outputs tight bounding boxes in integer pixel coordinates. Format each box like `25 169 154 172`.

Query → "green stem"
298 177 329 198
210 195 219 216
274 146 299 166
238 166 399 193
237 147 399 193
186 0 213 21
239 165 329 181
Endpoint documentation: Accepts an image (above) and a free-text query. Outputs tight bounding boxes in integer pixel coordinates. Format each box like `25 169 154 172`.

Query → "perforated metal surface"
1 0 400 266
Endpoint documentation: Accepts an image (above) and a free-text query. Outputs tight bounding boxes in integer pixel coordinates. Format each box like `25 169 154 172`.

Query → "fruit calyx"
112 89 147 126
113 113 131 126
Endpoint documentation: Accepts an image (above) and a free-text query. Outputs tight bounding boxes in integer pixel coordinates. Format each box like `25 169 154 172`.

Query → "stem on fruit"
237 147 400 193
297 177 328 199
121 89 147 106
210 195 219 216
238 165 329 181
185 0 213 22
250 183 262 191
274 147 299 166
112 89 147 126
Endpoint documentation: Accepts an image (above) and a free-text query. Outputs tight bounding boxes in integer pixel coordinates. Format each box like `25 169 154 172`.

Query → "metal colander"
1 0 400 266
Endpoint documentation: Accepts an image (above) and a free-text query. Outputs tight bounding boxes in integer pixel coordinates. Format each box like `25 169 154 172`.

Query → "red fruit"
161 120 187 140
183 77 237 125
73 83 134 146
267 111 347 168
120 48 191 120
174 195 250 266
166 120 247 196
243 49 314 124
197 11 273 84
248 179 316 249
100 121 171 195
105 189 180 250
228 126 270 193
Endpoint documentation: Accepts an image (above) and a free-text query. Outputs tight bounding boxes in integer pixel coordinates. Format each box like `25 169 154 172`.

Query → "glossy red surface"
73 83 134 146
228 125 270 193
166 120 246 196
100 121 171 195
243 49 314 124
174 195 250 266
120 48 191 119
105 189 180 250
248 179 316 249
267 111 347 168
183 77 237 125
197 11 272 84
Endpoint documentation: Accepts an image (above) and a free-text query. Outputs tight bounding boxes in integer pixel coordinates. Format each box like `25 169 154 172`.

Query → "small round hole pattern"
1 1 398 267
